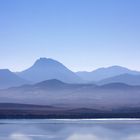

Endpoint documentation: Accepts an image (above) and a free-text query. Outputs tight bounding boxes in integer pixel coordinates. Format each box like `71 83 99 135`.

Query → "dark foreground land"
0 103 140 119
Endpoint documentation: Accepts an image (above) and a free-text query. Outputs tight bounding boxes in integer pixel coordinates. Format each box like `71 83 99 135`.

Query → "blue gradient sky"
0 0 140 72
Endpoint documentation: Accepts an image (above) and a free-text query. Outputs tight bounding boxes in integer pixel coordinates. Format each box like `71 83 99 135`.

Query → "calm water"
0 119 140 140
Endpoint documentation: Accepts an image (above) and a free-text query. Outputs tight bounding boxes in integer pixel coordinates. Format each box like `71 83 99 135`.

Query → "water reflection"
0 119 140 140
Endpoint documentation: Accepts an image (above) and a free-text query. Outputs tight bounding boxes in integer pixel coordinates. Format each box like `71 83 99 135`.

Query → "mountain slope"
98 74 140 86
0 69 28 89
76 66 140 82
0 80 140 110
17 58 83 83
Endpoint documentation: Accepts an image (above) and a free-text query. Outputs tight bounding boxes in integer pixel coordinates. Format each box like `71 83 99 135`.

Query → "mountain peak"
106 65 129 70
0 69 28 89
93 65 129 72
37 57 55 62
34 58 60 66
0 69 15 76
0 69 11 73
35 79 66 87
18 58 83 83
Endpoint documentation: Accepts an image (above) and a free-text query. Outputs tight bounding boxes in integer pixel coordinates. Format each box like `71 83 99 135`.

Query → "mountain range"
98 73 140 86
76 66 140 81
0 57 140 89
0 58 140 118
0 79 140 110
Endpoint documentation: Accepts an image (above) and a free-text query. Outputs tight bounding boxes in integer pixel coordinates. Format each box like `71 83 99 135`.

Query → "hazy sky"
0 0 140 72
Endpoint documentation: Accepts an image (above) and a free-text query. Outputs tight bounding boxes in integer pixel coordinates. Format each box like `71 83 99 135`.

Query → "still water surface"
0 119 140 140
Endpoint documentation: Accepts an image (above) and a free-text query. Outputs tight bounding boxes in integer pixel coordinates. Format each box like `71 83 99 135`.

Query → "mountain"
32 79 93 91
34 79 68 89
11 79 93 93
17 58 83 84
1 79 140 110
98 74 140 86
0 69 28 89
76 66 140 82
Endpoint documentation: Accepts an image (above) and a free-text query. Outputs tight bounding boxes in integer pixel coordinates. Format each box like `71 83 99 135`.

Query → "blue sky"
0 0 140 72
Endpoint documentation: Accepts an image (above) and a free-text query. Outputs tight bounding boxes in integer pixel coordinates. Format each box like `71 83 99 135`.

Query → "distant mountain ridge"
76 66 140 82
98 73 140 86
17 58 83 84
1 79 140 110
1 58 140 89
0 69 28 89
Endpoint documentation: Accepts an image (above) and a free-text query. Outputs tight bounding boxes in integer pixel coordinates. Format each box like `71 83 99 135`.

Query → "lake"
0 119 140 140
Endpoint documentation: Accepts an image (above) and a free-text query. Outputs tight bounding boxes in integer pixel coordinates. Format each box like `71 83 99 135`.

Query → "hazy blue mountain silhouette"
0 69 28 89
1 79 140 110
18 58 83 83
32 79 93 90
98 73 140 86
35 79 66 87
76 66 140 82
33 79 69 90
